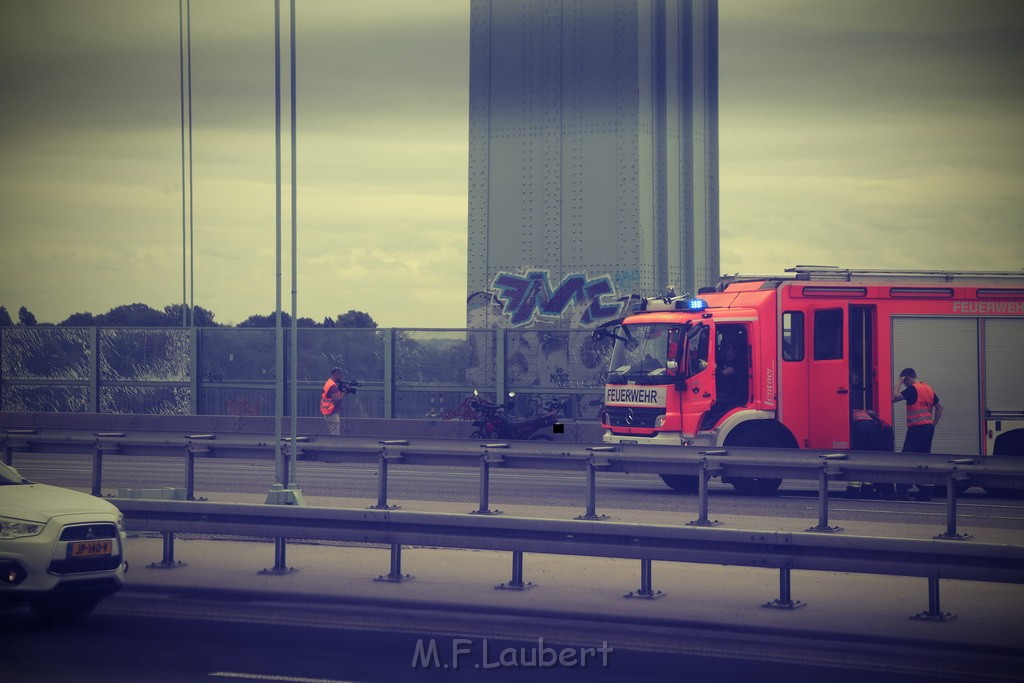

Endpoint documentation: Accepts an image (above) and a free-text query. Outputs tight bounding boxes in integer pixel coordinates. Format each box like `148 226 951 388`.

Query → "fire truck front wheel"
721 422 797 495
728 477 782 496
659 474 700 493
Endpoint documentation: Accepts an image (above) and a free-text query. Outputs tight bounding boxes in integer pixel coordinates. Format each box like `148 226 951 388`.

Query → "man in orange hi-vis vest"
892 367 943 500
320 367 349 435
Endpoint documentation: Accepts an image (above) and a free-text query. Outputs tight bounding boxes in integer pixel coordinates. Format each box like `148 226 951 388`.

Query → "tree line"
0 304 378 329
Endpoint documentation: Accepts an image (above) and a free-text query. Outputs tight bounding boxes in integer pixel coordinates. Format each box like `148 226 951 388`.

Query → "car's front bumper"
0 511 126 604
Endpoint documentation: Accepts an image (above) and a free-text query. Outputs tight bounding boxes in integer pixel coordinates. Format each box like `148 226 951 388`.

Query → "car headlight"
0 515 46 539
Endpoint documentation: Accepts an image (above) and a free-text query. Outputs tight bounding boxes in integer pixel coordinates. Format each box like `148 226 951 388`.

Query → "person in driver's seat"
715 338 746 408
700 335 748 429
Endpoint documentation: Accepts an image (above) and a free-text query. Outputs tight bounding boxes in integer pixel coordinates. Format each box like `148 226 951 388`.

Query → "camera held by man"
337 379 361 395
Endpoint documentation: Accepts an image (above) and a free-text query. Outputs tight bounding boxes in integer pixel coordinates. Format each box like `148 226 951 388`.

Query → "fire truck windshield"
606 323 686 384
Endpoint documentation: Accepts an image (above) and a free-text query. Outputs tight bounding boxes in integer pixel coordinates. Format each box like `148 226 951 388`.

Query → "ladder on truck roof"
717 265 1024 287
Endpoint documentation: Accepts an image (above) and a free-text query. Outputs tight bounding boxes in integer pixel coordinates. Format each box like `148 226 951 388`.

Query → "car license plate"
67 540 113 558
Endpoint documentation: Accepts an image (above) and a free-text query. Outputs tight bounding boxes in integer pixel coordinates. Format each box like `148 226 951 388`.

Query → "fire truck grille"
604 406 662 428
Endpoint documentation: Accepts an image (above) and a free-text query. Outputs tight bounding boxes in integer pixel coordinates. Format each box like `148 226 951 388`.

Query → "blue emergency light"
678 298 708 311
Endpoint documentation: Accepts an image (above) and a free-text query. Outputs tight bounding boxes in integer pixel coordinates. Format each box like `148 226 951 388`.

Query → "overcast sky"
1 0 1021 328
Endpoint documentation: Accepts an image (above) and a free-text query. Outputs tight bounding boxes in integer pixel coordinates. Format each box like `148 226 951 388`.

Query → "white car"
0 461 127 623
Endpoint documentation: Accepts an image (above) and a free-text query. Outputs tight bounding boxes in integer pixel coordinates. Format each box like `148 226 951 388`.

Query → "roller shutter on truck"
892 318 980 457
984 318 1024 456
985 319 1024 414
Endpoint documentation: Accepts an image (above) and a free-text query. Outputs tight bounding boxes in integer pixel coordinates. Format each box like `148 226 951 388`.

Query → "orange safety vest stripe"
906 382 935 427
320 378 338 416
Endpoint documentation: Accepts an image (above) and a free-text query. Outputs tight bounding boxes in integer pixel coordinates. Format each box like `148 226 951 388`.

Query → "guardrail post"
471 444 507 515
146 531 187 569
495 550 535 590
369 441 408 510
184 444 196 501
265 440 306 506
91 443 105 497
2 430 36 467
375 450 392 509
91 432 123 497
625 559 664 599
576 448 613 521
258 538 297 575
763 567 805 609
374 543 414 583
688 456 722 526
808 456 844 533
185 435 217 501
911 577 956 621
935 466 973 541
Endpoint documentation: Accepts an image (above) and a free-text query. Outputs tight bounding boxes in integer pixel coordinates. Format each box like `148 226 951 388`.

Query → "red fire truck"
597 267 1024 495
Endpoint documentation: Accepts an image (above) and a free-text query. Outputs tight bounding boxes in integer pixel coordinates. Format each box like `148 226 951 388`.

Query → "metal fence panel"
99 328 191 382
1 384 91 412
1 327 90 381
395 329 495 386
506 328 610 390
200 327 275 382
1 327 92 412
301 328 386 384
0 325 609 419
506 328 611 420
99 385 192 415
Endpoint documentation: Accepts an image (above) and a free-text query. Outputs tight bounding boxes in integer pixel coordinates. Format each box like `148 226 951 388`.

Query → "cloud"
718 0 1024 275
1 0 1021 329
0 0 471 327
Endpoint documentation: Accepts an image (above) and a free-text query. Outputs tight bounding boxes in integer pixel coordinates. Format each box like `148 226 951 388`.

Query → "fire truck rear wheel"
984 437 1024 499
722 422 795 495
659 474 700 493
984 488 1024 499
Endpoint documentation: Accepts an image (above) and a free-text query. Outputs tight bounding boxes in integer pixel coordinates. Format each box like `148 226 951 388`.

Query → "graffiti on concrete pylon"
490 271 621 327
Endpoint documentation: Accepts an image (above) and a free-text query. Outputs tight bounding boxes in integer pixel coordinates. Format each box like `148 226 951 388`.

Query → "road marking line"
209 673 360 683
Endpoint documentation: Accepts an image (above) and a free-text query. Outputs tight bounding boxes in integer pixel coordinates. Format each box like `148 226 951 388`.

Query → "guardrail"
5 422 1024 541
114 498 1024 622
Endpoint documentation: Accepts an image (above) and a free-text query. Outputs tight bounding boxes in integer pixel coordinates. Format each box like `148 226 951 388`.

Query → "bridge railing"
4 415 1024 541
114 497 1024 622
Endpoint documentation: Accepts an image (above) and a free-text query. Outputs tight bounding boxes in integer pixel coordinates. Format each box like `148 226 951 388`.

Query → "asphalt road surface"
5 452 1024 683
2 588 1000 683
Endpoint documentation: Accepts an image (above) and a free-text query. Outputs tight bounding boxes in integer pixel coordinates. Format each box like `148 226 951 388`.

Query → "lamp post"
179 0 194 328
266 0 303 507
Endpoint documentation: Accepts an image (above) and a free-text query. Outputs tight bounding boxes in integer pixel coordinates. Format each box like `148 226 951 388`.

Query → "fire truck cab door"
807 304 851 449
